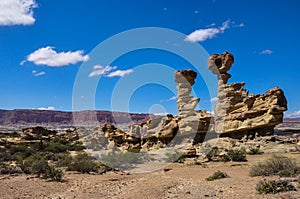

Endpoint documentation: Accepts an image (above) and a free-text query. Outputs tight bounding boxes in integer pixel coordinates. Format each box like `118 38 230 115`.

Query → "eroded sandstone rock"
208 52 287 138
96 70 213 151
175 70 212 144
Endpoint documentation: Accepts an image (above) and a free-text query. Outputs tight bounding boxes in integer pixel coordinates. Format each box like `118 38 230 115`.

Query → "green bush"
127 147 141 153
206 146 219 161
206 170 227 181
247 147 262 155
256 179 296 194
67 141 86 151
250 155 300 177
226 148 247 162
56 153 73 167
18 154 48 175
18 154 64 181
67 152 99 173
9 132 21 138
45 165 63 182
0 162 22 175
43 142 68 153
8 144 35 158
0 151 12 161
200 145 219 161
165 152 186 163
100 150 143 169
52 136 70 145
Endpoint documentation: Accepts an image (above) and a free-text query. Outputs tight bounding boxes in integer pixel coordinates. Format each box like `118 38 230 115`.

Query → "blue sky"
0 0 299 117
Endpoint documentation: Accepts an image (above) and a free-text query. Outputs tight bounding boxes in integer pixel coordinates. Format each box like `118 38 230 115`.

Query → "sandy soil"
1 153 300 199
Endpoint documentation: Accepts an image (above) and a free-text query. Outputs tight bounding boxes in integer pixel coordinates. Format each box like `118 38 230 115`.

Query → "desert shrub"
56 153 73 167
9 132 21 138
200 145 219 161
18 154 64 181
43 142 68 153
67 152 99 173
100 150 143 169
45 165 63 182
67 141 85 151
8 144 35 158
0 162 22 175
278 169 296 177
206 146 219 161
206 170 227 181
127 147 140 153
226 148 247 162
19 154 48 175
39 151 58 161
0 151 12 161
247 147 263 155
256 179 296 194
52 136 70 145
52 137 85 151
250 155 300 177
165 152 186 163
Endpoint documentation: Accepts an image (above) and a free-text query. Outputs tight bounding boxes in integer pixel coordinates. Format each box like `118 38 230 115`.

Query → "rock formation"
175 70 212 142
175 70 199 134
97 70 213 152
22 126 57 140
208 52 287 138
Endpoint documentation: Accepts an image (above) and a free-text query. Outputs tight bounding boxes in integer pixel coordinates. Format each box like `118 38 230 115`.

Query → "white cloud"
0 0 37 26
206 23 216 28
32 70 45 76
107 69 133 77
185 20 231 43
238 23 245 27
210 97 218 102
38 106 55 111
154 112 168 116
260 49 273 55
89 65 133 78
160 96 177 102
285 110 300 118
88 65 117 77
24 46 89 67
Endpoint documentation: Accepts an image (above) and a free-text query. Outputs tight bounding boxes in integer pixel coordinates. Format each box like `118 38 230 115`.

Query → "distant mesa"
0 109 151 126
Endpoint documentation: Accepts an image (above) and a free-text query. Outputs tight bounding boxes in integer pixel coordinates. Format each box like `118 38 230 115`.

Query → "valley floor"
1 153 300 199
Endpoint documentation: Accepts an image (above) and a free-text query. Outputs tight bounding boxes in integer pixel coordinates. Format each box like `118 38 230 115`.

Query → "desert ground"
1 152 299 199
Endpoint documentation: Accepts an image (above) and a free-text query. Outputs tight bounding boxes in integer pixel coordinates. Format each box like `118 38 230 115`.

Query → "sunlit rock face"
174 70 212 144
208 52 287 139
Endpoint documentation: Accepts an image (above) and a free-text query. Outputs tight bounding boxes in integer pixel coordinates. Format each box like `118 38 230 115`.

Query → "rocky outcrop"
21 126 57 140
208 52 287 138
98 70 213 152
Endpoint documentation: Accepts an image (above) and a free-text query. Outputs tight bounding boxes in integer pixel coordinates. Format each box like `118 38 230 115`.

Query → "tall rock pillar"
174 70 200 135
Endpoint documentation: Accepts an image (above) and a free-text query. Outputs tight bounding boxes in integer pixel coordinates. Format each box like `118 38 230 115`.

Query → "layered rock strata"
208 52 287 138
174 70 212 143
96 70 212 152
